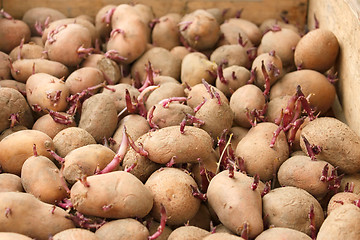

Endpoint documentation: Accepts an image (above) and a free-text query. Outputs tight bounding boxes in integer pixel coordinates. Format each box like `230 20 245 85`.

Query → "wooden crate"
2 0 359 135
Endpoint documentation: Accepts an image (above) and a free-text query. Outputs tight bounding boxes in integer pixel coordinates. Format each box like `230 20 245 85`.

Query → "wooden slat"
2 0 307 26
308 0 360 135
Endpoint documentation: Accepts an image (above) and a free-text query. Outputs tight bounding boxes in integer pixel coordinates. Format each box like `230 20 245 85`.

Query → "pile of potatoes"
1 3 360 240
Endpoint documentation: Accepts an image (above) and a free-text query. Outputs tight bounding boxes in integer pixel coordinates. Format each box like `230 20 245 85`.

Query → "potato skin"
141 126 214 165
317 204 360 240
327 192 360 215
0 232 33 240
95 218 149 240
0 173 24 192
101 83 140 113
0 192 74 240
0 87 34 133
65 67 104 95
254 227 312 240
145 167 201 226
168 226 209 240
71 171 153 218
0 130 55 175
53 228 99 240
32 113 76 139
78 93 118 143
203 233 245 240
152 13 181 50
300 117 360 174
262 186 324 236
0 19 31 53
207 170 263 238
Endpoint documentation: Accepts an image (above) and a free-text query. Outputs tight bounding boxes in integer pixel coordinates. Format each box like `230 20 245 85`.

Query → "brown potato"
0 232 33 240
53 228 99 240
339 173 360 194
226 18 262 46
152 13 181 50
215 65 251 97
32 113 76 139
210 45 250 69
168 226 210 240
65 67 104 95
218 21 253 50
0 51 11 79
148 220 173 240
188 203 212 231
327 192 360 216
145 167 201 226
9 42 45 61
186 83 228 109
265 95 292 123
0 173 24 192
95 218 149 240
0 18 31 53
0 80 26 94
71 171 153 218
255 227 312 240
0 125 28 141
95 5 116 42
145 82 185 111
170 46 191 61
101 83 140 113
203 233 245 240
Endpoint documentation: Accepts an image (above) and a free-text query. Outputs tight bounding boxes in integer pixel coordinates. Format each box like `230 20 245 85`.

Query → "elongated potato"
71 171 153 218
207 170 263 238
0 192 74 240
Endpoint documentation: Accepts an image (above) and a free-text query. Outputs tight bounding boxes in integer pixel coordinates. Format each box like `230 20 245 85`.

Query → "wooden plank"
2 0 307 26
308 0 360 135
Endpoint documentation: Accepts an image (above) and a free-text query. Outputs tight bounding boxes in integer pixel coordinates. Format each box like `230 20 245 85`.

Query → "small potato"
215 65 251 97
53 127 96 158
206 8 224 24
0 130 55 175
218 21 253 50
0 125 28 141
141 126 214 165
65 67 104 95
259 19 299 35
226 18 262 46
71 171 153 218
168 226 210 240
254 227 312 240
0 173 24 192
145 167 201 226
30 36 44 47
300 117 360 174
145 82 185 111
32 113 76 139
0 232 33 240
188 203 212 231
203 233 245 240
327 192 360 215
277 155 334 199
235 122 289 181
0 87 34 133
21 155 68 204
11 58 69 83
101 83 140 113
152 13 181 50
26 73 70 113
262 186 324 236
131 47 181 81
9 42 45 61
0 192 74 240
170 46 191 61
53 228 99 240
207 170 263 238
0 51 11 79
339 173 360 194
180 10 220 51
317 204 360 240
0 18 31 53
63 144 115 184
0 80 26 94
95 218 149 240
294 28 339 72
186 83 228 109
210 45 250 69
78 93 118 143
181 52 217 86
95 5 116 41
229 84 266 128
265 95 292 123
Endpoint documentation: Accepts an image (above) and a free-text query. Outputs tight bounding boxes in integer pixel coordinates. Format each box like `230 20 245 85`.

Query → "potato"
179 10 220 51
278 155 334 199
229 84 266 128
215 65 251 97
254 227 312 240
270 70 336 115
229 126 249 150
145 82 185 111
141 125 214 165
65 67 104 95
30 36 44 47
259 19 299 35
300 117 360 174
131 47 181 81
152 13 181 50
226 18 262 46
148 220 173 240
0 192 74 240
22 7 66 36
188 203 212 231
181 52 217 86
53 127 96 158
0 232 33 240
0 80 26 94
145 167 201 226
101 83 140 113
0 125 28 141
0 51 11 79
95 218 149 240
45 23 92 67
203 233 245 240
258 28 301 70
0 173 23 192
170 46 191 61
262 186 324 236
235 122 289 181
317 204 360 240
53 228 99 240
9 42 45 61
168 226 210 240
251 52 283 90
218 20 253 50
186 83 228 109
11 58 69 83
0 87 34 133
0 18 31 53
327 192 360 215
0 130 54 175
32 113 76 139
78 93 118 143
207 170 263 238
339 173 360 194
210 45 250 69
153 75 179 85
294 28 339 72
21 155 68 204
63 144 116 184
71 171 153 218
265 95 292 123
95 5 116 42
111 114 150 153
